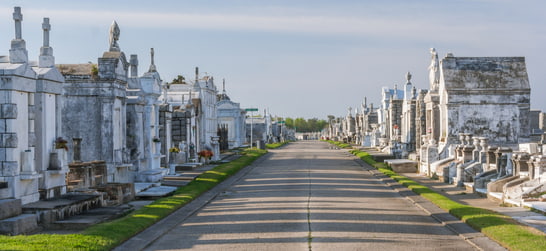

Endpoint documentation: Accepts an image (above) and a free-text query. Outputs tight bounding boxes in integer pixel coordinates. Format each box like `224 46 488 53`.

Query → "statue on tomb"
428 48 440 91
109 21 120 51
179 141 187 153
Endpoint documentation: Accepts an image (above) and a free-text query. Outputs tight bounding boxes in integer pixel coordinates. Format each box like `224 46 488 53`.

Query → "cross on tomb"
42 18 50 47
13 7 23 40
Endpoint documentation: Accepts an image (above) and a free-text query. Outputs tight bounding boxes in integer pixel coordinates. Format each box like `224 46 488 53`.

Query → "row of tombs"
0 6 223 235
419 133 546 204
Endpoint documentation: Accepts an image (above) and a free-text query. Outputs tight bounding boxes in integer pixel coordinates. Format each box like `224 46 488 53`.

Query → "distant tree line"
276 117 328 132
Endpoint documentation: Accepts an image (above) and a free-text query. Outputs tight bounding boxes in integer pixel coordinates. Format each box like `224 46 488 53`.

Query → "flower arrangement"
198 150 213 159
169 147 180 153
55 137 68 150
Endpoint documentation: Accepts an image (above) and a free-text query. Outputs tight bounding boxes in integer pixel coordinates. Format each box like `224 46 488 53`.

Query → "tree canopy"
276 117 328 132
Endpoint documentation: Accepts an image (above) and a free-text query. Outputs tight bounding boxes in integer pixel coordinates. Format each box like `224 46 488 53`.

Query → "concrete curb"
113 152 271 251
352 157 507 251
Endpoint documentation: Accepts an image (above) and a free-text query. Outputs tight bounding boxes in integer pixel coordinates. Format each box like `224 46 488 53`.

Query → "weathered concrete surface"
118 141 503 250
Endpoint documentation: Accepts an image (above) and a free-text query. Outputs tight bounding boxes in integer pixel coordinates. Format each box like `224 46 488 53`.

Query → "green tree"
170 75 186 84
294 118 307 132
285 117 294 129
281 117 329 132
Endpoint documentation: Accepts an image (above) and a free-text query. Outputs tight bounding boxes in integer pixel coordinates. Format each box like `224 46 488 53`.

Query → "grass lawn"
344 146 546 251
0 148 267 251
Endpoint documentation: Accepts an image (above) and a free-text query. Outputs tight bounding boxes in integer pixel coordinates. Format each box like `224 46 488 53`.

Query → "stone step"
136 186 177 199
164 175 194 181
0 214 37 235
173 162 204 171
0 199 22 220
22 193 103 224
49 205 132 230
134 182 159 194
161 180 190 187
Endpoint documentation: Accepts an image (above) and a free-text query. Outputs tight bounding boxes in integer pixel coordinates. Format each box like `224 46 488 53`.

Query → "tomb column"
527 156 537 180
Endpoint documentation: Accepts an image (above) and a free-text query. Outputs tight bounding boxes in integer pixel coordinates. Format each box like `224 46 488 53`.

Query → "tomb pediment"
33 67 65 83
0 62 36 79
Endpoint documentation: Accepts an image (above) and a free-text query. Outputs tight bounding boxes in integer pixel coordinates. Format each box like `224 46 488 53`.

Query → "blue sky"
1 0 545 119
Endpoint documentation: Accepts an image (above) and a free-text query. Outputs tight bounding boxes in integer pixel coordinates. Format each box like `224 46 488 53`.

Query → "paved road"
139 141 496 250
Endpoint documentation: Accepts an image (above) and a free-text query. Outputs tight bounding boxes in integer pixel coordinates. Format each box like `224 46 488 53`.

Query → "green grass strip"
343 145 546 251
266 141 291 149
321 139 351 149
0 148 267 251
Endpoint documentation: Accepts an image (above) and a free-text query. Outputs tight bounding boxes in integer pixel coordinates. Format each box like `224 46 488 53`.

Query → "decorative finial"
405 71 412 83
222 78 226 93
109 21 120 52
195 67 199 81
148 48 157 72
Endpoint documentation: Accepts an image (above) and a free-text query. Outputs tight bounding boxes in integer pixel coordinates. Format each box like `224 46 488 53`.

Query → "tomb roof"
56 63 95 75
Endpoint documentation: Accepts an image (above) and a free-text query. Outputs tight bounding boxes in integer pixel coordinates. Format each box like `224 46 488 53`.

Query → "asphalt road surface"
138 141 497 250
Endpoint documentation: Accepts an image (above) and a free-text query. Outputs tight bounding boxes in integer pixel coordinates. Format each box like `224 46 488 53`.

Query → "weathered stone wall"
439 56 531 145
61 52 129 182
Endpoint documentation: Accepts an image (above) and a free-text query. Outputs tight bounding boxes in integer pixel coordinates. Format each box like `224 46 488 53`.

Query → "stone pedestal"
9 39 28 64
423 139 439 176
211 136 220 161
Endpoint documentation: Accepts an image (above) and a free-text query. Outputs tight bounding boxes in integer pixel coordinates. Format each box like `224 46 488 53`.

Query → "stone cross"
13 7 23 39
39 16 54 67
42 18 50 47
